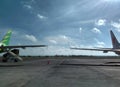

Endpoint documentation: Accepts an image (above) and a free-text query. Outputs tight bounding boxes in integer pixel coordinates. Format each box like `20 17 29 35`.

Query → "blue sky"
0 0 120 56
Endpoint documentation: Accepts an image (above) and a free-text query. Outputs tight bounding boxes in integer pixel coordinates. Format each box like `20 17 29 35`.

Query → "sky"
0 0 120 56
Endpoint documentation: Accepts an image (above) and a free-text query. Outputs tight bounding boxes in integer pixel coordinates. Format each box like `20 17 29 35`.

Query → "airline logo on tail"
110 30 120 49
0 30 12 46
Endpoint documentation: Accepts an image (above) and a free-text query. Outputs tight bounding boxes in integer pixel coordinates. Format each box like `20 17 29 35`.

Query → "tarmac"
0 56 120 87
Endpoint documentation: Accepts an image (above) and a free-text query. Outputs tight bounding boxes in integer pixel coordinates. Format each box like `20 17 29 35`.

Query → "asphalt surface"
1 57 120 87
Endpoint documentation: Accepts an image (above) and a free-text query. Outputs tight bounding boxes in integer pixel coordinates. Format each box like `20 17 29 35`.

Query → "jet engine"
103 50 108 53
115 51 120 55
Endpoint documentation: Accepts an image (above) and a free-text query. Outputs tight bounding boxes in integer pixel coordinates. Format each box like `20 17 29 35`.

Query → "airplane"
70 30 120 55
0 30 47 62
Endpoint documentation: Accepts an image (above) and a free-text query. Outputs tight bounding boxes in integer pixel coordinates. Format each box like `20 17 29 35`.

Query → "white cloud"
18 37 114 56
37 14 47 20
19 45 116 56
25 34 37 42
49 40 57 44
94 38 105 47
96 41 105 47
20 45 110 56
79 27 82 33
20 46 74 56
24 4 32 9
95 19 106 26
111 22 120 32
91 28 101 34
45 35 72 45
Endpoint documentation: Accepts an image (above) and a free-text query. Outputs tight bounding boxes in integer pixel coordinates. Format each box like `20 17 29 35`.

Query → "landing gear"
2 49 19 62
2 53 9 62
14 59 18 62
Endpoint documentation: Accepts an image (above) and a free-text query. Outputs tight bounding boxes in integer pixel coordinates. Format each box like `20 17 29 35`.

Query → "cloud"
79 27 82 33
45 35 72 45
20 46 76 56
24 4 32 9
22 1 47 20
111 22 120 32
95 19 106 26
94 38 105 47
20 45 107 56
10 30 45 46
20 44 116 56
49 40 57 44
37 14 47 20
91 28 101 34
25 34 37 42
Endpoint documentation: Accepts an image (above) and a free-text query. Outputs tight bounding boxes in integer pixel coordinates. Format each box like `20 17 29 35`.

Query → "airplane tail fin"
110 30 120 48
0 30 12 46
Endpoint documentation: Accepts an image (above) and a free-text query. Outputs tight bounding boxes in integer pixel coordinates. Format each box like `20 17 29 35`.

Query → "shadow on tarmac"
0 63 24 67
60 63 120 66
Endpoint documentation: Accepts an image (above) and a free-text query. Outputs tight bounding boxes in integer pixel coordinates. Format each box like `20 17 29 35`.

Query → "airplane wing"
0 45 47 49
0 45 47 62
70 47 120 52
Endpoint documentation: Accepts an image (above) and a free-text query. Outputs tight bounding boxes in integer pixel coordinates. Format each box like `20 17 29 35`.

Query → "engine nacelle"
115 51 120 55
11 49 19 55
103 51 108 53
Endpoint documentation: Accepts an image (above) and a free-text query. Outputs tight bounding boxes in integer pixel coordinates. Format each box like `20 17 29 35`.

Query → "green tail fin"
1 30 12 46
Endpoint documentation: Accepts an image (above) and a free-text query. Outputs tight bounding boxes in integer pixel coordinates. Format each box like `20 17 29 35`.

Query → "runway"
1 56 120 87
